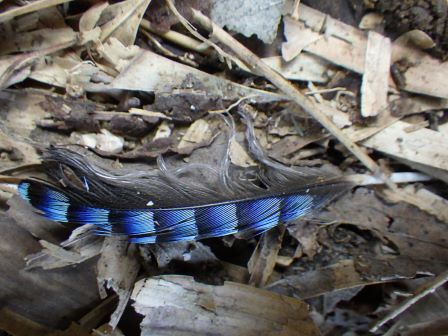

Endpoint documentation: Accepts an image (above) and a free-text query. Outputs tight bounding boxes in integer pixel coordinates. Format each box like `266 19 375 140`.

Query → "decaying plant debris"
0 0 447 335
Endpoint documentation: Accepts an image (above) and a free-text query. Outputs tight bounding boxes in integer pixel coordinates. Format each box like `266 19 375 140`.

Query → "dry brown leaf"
362 120 448 172
0 28 77 55
394 29 436 50
97 238 140 329
282 16 323 62
24 225 103 270
382 185 448 223
358 12 384 30
287 221 321 258
248 226 285 287
79 1 109 32
0 308 52 336
382 278 448 335
229 138 257 167
322 188 448 274
389 95 448 117
91 42 284 102
99 0 152 46
283 3 448 99
7 196 67 243
177 119 213 151
262 54 331 83
0 0 74 24
0 54 33 88
0 214 99 328
132 275 320 336
29 54 100 89
76 129 125 154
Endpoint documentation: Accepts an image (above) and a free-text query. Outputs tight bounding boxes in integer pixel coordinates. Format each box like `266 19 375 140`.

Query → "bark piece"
361 31 391 117
132 275 320 336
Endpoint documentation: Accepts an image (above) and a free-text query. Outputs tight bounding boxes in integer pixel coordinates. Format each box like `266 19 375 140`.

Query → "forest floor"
0 0 447 335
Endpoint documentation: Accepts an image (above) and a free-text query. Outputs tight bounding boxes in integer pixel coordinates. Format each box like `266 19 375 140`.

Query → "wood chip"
361 31 391 117
263 54 330 83
132 275 320 336
362 120 448 172
283 4 448 99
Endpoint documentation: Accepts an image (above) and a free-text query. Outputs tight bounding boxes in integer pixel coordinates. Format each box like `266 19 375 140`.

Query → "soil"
374 0 448 59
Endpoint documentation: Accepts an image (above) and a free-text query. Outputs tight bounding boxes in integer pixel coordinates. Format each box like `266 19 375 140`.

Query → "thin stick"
140 19 211 54
370 269 448 333
164 0 249 71
190 9 395 188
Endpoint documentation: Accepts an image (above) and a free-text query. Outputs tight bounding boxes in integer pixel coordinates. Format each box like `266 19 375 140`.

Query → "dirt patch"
375 0 448 59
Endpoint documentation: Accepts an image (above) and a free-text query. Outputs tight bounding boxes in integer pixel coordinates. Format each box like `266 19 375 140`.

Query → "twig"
140 29 199 67
349 172 431 186
291 0 301 20
189 9 396 189
164 0 248 71
305 86 347 96
208 95 258 114
140 19 211 54
370 269 448 333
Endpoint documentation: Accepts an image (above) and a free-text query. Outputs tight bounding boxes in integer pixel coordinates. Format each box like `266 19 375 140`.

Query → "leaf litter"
0 0 447 335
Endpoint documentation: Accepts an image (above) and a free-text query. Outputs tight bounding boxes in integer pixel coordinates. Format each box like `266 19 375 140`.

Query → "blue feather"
18 179 344 244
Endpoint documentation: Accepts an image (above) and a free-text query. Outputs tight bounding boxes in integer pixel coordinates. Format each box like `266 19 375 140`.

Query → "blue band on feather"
237 197 281 231
280 194 313 222
18 182 30 201
195 203 238 238
17 179 339 244
121 210 155 235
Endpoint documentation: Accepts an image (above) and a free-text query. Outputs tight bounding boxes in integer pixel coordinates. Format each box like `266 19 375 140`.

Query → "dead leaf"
79 2 109 32
132 275 320 336
362 120 448 172
282 16 323 62
0 28 77 55
395 29 436 50
262 55 331 83
0 214 99 328
359 12 384 30
229 138 257 167
80 129 124 155
248 226 285 287
0 0 74 24
287 221 320 258
99 0 152 45
92 44 284 102
96 238 140 329
25 225 103 270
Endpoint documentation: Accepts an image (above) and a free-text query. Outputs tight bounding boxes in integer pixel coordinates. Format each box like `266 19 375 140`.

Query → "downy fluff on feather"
17 113 352 243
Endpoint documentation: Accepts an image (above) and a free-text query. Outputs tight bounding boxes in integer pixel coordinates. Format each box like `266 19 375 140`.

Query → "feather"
18 177 348 243
16 113 353 244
